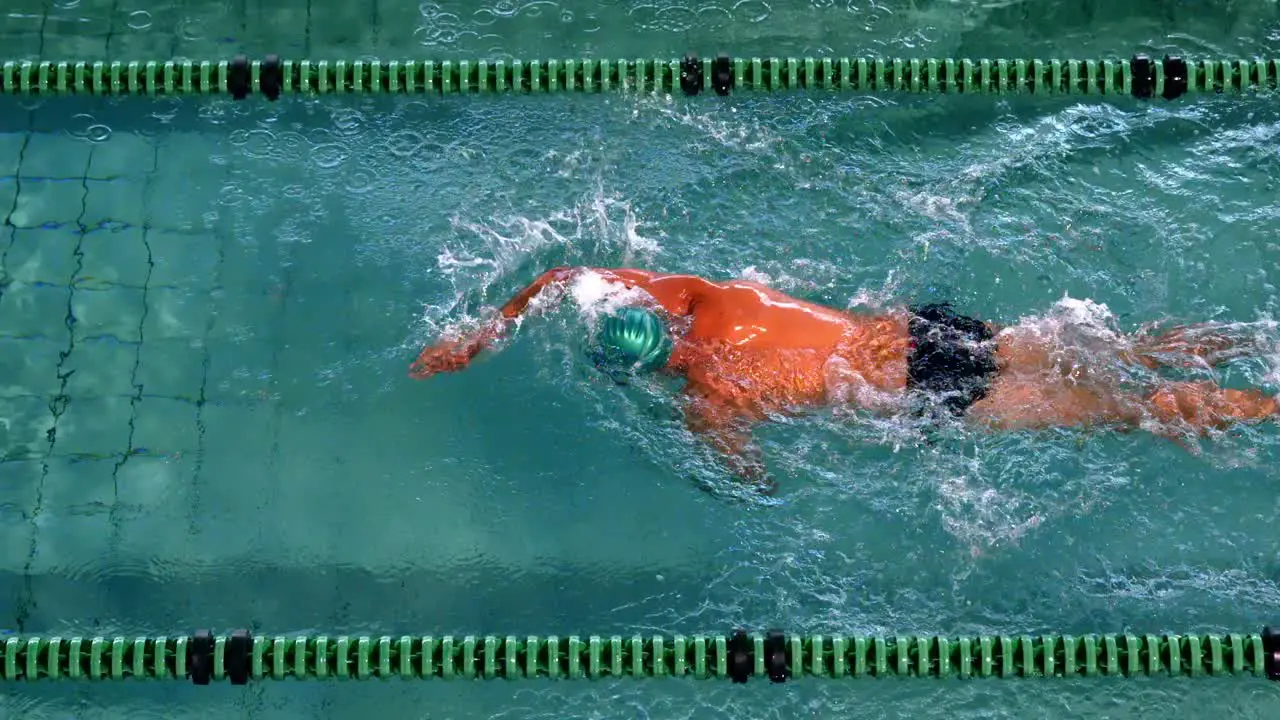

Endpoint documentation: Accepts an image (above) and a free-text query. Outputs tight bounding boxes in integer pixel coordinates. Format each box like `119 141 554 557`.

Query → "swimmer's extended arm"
410 266 704 379
410 266 578 379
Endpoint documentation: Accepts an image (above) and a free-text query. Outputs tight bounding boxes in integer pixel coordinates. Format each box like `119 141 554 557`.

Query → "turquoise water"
2 0 1280 717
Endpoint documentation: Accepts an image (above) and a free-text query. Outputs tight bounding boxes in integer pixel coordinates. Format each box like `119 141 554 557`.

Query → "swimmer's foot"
1147 382 1280 433
692 473 778 501
748 475 779 497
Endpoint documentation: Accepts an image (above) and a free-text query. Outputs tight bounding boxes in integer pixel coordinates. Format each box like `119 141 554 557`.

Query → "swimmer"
410 266 1278 493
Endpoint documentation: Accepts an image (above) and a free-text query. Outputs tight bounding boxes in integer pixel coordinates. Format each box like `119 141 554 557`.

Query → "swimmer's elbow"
499 266 588 320
551 266 625 281
529 266 592 295
528 266 587 288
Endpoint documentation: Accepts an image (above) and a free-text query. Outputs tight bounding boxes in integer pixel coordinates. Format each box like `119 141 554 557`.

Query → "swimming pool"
2 0 1280 716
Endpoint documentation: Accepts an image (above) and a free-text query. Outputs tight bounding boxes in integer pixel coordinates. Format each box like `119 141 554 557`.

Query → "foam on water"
566 269 651 322
636 92 784 155
401 186 663 354
1000 295 1132 375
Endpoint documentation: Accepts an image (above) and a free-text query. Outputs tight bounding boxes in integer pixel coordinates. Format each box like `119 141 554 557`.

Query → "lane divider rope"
0 54 1274 100
4 628 1280 684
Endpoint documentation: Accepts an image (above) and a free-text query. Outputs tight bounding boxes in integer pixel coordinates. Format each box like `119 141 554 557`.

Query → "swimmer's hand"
409 323 503 379
409 339 483 378
409 268 577 380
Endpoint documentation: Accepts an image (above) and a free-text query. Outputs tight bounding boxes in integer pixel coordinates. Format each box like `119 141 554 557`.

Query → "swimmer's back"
588 267 908 410
600 268 861 351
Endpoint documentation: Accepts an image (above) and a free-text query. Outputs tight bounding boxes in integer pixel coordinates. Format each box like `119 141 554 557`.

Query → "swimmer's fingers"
408 338 484 379
409 318 513 378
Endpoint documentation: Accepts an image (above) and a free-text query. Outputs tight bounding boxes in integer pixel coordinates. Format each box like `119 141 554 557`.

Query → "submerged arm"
684 388 776 496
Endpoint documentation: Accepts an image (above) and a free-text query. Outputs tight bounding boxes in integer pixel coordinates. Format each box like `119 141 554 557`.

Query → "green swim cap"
592 306 673 374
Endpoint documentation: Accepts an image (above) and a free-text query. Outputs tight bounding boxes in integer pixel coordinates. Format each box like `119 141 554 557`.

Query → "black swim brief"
906 303 999 417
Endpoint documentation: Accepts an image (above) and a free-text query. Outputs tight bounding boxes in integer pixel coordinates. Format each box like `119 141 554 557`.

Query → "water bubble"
413 26 443 46
64 114 112 142
86 124 111 142
306 126 336 145
330 108 365 135
561 9 574 22
345 167 378 195
218 186 244 206
178 17 205 40
651 6 696 31
399 99 435 118
311 143 349 169
419 1 440 17
274 131 307 161
66 112 95 139
241 129 275 158
494 0 517 15
283 184 306 199
698 5 732 27
387 130 427 157
127 10 152 30
149 101 179 125
732 0 772 22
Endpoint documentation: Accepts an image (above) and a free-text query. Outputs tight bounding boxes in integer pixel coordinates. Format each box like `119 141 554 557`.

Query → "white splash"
738 266 773 285
568 270 651 326
415 184 664 345
998 295 1129 379
635 93 782 154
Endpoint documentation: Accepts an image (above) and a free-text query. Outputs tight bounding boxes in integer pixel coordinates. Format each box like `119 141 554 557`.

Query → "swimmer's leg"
1144 381 1279 430
967 376 1278 441
1126 323 1263 370
682 388 776 495
965 377 1141 432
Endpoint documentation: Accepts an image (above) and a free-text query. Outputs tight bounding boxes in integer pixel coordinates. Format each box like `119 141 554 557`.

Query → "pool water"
2 0 1280 717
